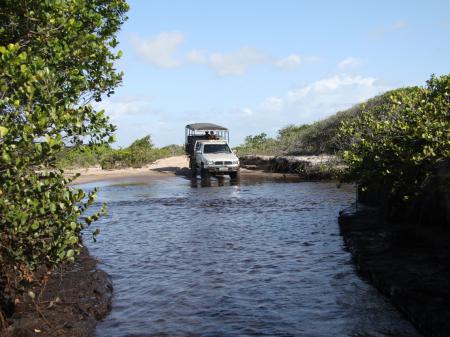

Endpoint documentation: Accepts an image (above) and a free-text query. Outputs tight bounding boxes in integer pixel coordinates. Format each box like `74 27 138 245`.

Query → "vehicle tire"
200 164 210 179
229 170 240 179
190 159 197 177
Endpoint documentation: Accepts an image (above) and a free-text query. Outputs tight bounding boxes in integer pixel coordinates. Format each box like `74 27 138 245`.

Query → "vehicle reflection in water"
82 176 421 337
190 175 240 188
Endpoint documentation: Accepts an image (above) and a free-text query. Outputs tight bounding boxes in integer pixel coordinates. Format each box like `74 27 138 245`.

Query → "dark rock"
239 155 340 179
339 204 450 337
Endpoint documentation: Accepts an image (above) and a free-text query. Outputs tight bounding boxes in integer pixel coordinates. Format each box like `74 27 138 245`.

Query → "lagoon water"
82 176 421 337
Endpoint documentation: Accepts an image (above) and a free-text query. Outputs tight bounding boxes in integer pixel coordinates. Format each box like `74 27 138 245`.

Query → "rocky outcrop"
339 204 450 337
239 155 342 179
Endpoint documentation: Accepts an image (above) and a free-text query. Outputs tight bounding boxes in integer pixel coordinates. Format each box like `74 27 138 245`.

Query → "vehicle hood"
202 153 239 162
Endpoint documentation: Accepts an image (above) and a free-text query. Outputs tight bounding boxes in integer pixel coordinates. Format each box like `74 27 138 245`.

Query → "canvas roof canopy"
186 123 228 131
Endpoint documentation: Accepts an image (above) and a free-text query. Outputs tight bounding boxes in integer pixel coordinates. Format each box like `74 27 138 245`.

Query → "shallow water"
82 176 421 337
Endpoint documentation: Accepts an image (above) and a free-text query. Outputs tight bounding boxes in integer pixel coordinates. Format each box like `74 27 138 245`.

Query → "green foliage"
295 161 346 180
277 124 311 154
276 101 382 155
100 136 185 169
129 135 153 150
57 137 185 170
160 144 185 157
101 135 154 169
338 74 450 207
234 133 278 155
0 0 128 270
57 144 113 169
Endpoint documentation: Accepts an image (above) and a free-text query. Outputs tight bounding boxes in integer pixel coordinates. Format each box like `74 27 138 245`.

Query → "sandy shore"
68 155 190 184
68 155 301 184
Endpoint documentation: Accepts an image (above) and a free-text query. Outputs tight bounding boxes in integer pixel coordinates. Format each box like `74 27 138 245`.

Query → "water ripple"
82 178 421 337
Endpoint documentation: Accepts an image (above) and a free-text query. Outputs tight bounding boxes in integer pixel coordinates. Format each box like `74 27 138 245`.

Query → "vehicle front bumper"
205 164 239 173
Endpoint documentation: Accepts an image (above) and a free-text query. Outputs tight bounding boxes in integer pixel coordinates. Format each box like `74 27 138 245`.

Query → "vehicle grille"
214 161 233 165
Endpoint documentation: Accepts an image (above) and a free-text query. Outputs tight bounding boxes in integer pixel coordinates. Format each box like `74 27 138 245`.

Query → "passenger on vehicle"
204 131 209 139
209 131 216 140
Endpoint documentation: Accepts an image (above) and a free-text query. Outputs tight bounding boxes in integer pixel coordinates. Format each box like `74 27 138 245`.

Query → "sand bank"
68 155 304 184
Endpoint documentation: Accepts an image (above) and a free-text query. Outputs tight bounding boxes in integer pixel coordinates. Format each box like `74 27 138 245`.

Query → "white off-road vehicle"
185 123 240 179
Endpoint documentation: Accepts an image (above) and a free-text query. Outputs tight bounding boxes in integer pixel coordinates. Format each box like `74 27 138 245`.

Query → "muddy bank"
339 204 450 337
239 154 343 179
1 248 112 337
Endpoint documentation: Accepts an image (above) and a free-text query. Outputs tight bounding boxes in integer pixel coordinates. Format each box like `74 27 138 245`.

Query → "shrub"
234 133 278 155
0 0 128 273
338 74 450 210
100 136 183 169
57 144 113 169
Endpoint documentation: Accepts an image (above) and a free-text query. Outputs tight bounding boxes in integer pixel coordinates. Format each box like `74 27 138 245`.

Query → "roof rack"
185 123 228 131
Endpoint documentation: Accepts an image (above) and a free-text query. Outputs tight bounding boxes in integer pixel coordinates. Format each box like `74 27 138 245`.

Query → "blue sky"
97 0 450 147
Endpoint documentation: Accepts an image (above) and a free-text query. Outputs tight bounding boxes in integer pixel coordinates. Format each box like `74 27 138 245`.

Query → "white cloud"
186 49 208 64
95 96 181 147
131 32 317 76
197 75 390 146
208 47 268 76
391 20 408 30
286 74 377 102
260 96 284 112
242 107 253 116
231 74 390 140
275 54 302 70
96 76 393 148
338 57 363 69
185 47 268 76
131 32 185 68
186 47 268 76
370 20 408 39
95 97 153 121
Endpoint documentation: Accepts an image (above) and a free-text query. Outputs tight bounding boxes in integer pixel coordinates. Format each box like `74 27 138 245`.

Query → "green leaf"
66 249 74 258
0 126 8 137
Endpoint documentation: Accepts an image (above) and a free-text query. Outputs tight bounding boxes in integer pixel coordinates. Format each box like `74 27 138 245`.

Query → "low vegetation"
234 133 278 156
57 136 184 170
235 90 405 157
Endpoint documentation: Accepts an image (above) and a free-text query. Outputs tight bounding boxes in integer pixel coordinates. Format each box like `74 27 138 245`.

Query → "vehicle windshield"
203 144 231 154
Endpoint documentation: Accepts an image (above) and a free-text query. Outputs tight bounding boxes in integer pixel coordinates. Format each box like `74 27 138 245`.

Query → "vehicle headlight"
206 160 215 165
233 160 239 164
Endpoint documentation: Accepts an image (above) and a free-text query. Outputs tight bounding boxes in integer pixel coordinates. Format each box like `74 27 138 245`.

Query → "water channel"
81 175 421 337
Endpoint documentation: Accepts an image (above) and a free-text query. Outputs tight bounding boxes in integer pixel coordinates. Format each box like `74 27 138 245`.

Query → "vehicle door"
194 142 202 165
